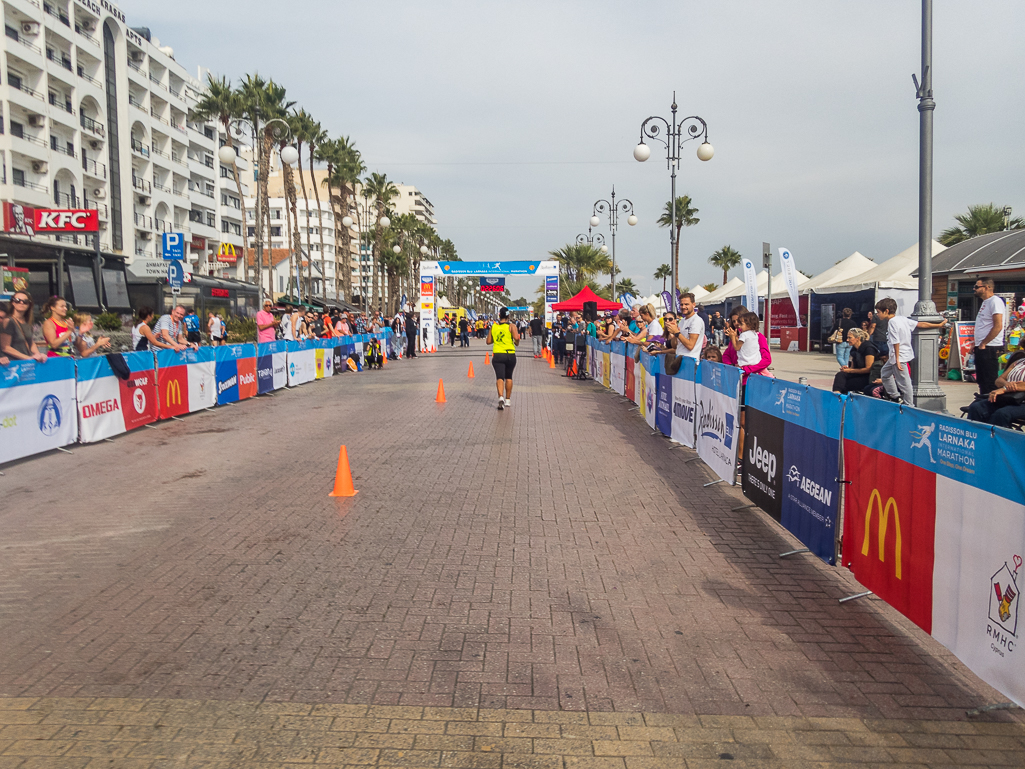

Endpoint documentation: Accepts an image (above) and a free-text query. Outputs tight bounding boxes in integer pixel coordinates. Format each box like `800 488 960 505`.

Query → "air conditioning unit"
21 22 39 36
139 230 152 239
28 114 45 128
31 161 48 173
88 140 101 150
93 187 106 198
137 194 150 204
81 20 96 32
129 50 144 62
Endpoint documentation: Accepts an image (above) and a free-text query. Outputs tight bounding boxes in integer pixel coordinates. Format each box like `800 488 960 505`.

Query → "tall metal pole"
610 186 617 299
911 0 946 411
593 186 633 302
669 97 678 308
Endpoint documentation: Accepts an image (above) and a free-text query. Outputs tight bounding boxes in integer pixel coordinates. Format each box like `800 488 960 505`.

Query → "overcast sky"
128 0 1023 300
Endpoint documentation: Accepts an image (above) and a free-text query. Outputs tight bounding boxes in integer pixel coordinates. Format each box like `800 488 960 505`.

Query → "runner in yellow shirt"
487 307 521 410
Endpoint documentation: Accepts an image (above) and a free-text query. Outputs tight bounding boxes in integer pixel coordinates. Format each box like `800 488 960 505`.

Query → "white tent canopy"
702 270 811 303
691 285 710 301
700 277 744 305
801 252 877 293
818 241 945 294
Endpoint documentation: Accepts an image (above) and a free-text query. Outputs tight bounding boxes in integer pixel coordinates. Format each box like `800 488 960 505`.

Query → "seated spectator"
966 351 1025 428
132 306 178 351
832 328 876 394
71 312 111 358
702 345 723 363
157 305 198 351
0 291 47 364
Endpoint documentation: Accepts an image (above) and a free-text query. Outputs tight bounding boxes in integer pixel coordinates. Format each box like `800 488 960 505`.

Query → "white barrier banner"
670 358 698 448
695 360 742 484
610 350 625 396
0 358 77 464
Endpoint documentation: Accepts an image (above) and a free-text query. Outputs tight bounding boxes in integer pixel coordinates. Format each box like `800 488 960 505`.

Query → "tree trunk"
283 162 295 299
296 144 315 298
260 131 273 296
285 161 302 300
221 123 249 287
310 147 328 300
339 186 353 302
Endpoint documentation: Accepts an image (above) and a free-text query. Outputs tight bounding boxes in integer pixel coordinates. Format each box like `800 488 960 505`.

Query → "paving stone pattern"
1 347 1022 766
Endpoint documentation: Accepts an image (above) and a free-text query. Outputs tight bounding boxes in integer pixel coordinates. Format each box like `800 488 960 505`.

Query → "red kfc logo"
33 209 99 232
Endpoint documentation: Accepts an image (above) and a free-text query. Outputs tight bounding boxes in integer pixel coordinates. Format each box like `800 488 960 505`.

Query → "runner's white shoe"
504 398 511 408
498 398 505 410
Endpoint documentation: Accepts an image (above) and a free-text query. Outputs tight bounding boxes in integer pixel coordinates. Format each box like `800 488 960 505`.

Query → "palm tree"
939 203 1024 246
319 136 364 302
305 121 329 297
702 282 718 292
363 172 399 310
548 243 610 284
615 277 639 298
653 264 672 292
708 245 742 285
290 109 319 298
191 75 247 282
657 196 699 291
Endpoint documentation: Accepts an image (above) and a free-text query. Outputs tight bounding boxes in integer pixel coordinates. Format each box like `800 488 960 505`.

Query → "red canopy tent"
550 286 622 312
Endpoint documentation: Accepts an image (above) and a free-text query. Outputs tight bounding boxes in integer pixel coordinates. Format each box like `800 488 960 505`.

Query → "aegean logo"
787 465 832 506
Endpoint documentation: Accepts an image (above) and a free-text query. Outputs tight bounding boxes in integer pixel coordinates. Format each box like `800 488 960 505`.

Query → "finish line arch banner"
842 395 1025 707
155 347 216 419
0 357 77 464
742 376 843 565
215 344 257 405
76 352 158 442
695 360 741 485
257 341 288 394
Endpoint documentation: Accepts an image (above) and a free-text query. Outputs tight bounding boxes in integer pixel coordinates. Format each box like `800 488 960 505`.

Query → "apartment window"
271 209 281 220
221 220 229 233
10 121 24 138
270 226 281 237
7 72 21 90
203 126 214 140
229 222 241 236
219 166 233 179
246 209 255 221
206 212 215 227
247 226 255 237
13 168 25 186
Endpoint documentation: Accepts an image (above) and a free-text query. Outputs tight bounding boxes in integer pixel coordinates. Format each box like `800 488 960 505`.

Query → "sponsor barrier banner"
256 341 288 394
214 344 257 405
640 351 658 430
670 357 698 448
843 395 1025 707
155 347 216 418
0 357 77 464
695 361 741 485
77 352 158 442
287 340 316 386
625 355 636 403
610 342 625 395
742 376 842 564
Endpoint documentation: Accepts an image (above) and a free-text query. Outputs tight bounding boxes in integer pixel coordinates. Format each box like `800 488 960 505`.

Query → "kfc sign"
34 209 99 233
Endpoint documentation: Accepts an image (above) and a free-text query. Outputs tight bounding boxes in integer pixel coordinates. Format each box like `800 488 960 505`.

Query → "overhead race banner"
742 257 759 316
77 352 158 442
778 247 802 328
696 360 742 484
0 358 77 464
843 395 1025 708
742 376 842 564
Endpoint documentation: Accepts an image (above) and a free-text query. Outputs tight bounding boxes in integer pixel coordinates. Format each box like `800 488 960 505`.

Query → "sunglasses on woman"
12 297 30 305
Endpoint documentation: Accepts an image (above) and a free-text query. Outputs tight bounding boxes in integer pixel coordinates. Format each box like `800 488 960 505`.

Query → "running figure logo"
774 390 787 410
910 423 936 464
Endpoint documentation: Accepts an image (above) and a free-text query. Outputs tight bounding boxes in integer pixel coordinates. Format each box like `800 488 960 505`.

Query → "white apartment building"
0 0 246 308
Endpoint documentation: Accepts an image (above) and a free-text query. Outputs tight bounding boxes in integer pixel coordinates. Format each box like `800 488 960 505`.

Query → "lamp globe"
279 145 300 166
627 214 638 226
379 215 391 228
217 145 237 165
590 215 600 228
633 143 651 162
696 142 714 161
341 216 353 228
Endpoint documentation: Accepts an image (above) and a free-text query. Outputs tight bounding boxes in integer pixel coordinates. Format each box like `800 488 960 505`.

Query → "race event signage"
0 357 77 463
76 352 158 442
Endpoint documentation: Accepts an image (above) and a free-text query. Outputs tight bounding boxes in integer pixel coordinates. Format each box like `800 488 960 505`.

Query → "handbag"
828 328 844 344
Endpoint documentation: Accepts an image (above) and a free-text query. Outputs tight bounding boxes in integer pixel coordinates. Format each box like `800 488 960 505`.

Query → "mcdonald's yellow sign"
862 489 902 579
216 242 238 264
165 379 182 406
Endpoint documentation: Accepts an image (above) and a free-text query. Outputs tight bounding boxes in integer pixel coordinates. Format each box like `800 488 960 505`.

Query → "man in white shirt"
672 293 705 360
873 297 947 405
972 277 1006 395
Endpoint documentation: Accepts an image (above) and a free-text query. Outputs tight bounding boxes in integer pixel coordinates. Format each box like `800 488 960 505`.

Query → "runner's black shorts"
492 352 516 380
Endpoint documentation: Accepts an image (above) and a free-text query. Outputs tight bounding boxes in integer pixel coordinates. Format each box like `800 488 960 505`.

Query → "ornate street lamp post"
590 186 636 301
634 93 713 309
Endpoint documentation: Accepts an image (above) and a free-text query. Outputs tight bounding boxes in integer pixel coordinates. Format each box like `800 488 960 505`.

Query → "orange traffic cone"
569 360 577 376
549 354 556 369
485 352 490 365
468 362 475 378
436 379 447 403
329 445 358 497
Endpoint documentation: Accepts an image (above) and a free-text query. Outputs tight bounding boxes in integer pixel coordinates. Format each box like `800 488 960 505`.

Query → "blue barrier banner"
742 377 843 564
0 357 77 464
77 351 158 442
842 394 1025 708
214 344 256 404
695 361 742 484
257 341 288 394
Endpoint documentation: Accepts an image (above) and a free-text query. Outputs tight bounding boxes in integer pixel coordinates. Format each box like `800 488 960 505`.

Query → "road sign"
162 232 185 261
167 260 184 291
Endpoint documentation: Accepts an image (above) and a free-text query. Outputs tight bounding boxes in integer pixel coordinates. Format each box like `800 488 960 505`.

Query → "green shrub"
226 315 256 344
95 311 125 331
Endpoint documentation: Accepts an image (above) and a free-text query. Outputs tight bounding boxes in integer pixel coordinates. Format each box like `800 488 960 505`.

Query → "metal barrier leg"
56 446 73 454
731 503 757 512
779 548 810 558
703 479 723 487
838 591 873 604
966 702 1019 717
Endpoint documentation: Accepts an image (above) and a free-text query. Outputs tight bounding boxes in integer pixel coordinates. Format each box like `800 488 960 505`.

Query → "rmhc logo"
862 489 902 579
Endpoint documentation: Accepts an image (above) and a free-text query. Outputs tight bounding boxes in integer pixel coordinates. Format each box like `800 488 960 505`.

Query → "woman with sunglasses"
0 291 47 364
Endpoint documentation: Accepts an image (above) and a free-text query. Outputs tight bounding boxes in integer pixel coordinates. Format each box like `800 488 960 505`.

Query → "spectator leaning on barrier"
158 306 198 351
972 277 1006 396
702 344 723 363
966 351 1025 428
0 291 47 364
832 328 877 394
133 307 177 352
41 296 77 358
671 294 705 359
256 300 279 344
873 297 947 406
0 301 8 366
71 313 111 358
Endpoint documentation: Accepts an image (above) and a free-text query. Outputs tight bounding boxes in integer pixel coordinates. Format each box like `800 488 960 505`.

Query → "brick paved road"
1 347 1022 766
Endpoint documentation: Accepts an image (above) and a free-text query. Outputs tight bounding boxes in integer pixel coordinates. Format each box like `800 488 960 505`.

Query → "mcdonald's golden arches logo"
216 242 238 264
862 489 902 579
165 379 182 406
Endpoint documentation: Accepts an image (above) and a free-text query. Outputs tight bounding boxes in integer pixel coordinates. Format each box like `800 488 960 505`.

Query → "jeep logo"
748 436 776 479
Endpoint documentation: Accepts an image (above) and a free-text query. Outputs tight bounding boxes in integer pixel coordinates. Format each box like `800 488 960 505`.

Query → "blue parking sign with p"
162 232 185 260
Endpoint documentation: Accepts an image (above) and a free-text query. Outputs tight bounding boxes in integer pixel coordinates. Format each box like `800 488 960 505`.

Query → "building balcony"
132 176 151 194
42 2 71 27
45 47 72 72
80 114 104 137
133 212 153 229
5 28 43 58
84 200 108 218
54 191 80 207
131 138 150 158
82 157 106 179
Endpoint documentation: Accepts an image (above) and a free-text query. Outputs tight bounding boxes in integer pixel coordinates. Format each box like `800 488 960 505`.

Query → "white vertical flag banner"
778 247 802 328
742 257 759 316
